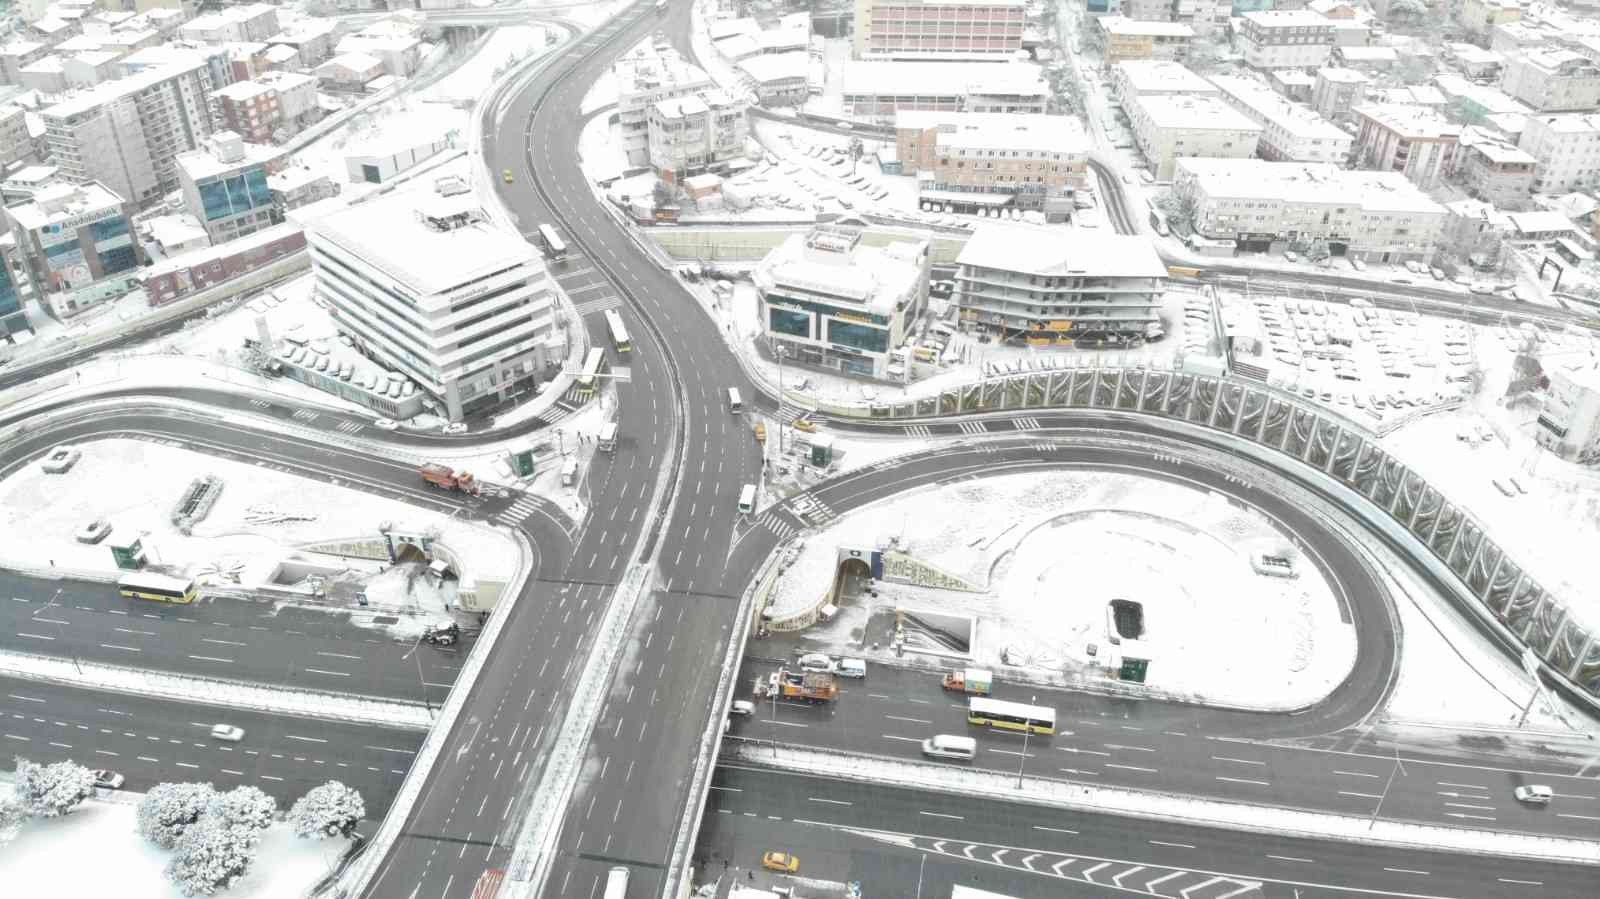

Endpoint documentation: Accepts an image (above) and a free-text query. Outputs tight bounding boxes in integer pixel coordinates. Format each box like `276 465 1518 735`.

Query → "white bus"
967 697 1056 735
604 866 630 899
598 421 618 453
605 308 631 354
117 573 199 604
737 483 756 515
537 223 567 259
576 347 606 399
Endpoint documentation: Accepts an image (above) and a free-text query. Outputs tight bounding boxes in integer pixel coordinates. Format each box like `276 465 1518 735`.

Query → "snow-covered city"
1 0 1600 896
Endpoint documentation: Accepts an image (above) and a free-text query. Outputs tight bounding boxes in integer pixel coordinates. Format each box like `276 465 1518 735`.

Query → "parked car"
92 770 124 790
373 418 400 430
76 518 112 545
796 653 834 672
762 851 800 873
442 422 468 435
210 724 245 742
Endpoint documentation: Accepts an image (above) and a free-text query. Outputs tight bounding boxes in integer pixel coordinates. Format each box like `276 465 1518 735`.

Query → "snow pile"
771 470 1355 711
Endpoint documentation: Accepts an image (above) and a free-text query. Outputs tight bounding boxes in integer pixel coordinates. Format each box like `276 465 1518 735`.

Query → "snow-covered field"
771 471 1355 711
0 439 514 637
2 795 348 899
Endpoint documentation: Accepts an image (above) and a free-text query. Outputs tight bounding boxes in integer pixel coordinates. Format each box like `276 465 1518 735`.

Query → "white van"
737 483 756 515
836 658 866 679
727 387 743 413
598 421 618 453
921 734 977 760
604 865 629 899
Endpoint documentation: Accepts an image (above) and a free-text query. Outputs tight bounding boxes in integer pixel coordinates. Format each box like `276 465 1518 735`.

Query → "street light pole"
402 633 434 719
1016 694 1035 788
35 588 79 675
1368 746 1405 830
770 678 780 759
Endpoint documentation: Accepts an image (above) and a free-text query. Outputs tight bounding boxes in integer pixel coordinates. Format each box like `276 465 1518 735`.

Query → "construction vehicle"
941 668 993 695
759 668 838 703
421 622 460 646
419 463 481 496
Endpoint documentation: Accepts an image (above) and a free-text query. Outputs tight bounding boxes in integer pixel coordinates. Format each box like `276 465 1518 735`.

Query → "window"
769 306 810 338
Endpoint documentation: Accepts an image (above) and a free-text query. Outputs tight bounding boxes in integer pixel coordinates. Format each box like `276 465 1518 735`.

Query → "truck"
760 668 838 703
941 668 993 695
419 463 481 496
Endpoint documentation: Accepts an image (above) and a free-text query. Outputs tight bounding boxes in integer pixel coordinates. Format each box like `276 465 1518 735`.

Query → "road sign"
109 537 144 570
1118 657 1149 683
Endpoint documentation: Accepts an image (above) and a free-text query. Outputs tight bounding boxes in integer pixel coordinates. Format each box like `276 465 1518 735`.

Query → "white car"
442 422 468 435
730 700 756 717
1514 785 1553 805
93 770 125 789
373 418 400 430
210 724 245 742
796 653 834 672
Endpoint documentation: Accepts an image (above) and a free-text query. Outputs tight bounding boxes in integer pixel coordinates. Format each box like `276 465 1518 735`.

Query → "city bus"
737 483 756 515
967 697 1056 735
598 420 618 453
576 346 606 399
604 308 631 354
537 223 567 259
117 572 199 604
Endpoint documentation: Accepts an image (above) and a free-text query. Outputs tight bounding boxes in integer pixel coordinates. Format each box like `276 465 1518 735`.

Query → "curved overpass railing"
800 364 1598 709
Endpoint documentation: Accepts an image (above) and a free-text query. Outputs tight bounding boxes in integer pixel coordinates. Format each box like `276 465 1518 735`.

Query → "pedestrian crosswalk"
574 295 623 317
334 421 364 435
754 510 798 541
789 494 836 526
291 409 319 423
539 402 577 427
496 493 545 527
958 421 987 436
248 398 271 409
904 424 931 438
1014 416 1041 431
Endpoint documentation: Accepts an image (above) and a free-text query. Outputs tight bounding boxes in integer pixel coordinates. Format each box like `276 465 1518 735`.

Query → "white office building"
308 189 565 421
1174 157 1446 263
1235 10 1336 71
1517 113 1600 193
1127 94 1262 179
1210 74 1353 164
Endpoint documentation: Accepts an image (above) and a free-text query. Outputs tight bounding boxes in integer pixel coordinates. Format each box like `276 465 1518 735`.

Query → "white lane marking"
1384 868 1429 876
1148 840 1194 849
919 811 963 820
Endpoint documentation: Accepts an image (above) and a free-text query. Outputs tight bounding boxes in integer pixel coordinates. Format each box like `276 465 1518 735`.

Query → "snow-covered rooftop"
1133 93 1262 132
1354 102 1460 139
736 50 808 83
842 60 1046 97
1210 74 1351 142
760 225 926 316
1113 59 1218 96
956 223 1167 279
1176 158 1447 214
7 181 123 231
1097 15 1195 37
895 110 1088 154
42 51 207 119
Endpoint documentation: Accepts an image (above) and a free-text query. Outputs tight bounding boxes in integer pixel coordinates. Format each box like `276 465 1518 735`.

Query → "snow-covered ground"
769 470 1354 711
0 438 515 640
1 793 350 899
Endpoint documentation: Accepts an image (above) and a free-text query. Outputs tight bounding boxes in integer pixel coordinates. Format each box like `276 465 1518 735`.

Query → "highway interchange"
0 1 1596 897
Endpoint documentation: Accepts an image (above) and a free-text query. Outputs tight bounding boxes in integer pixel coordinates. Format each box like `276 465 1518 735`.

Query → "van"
727 388 743 413
737 483 756 515
598 421 618 453
836 658 866 678
604 866 629 899
560 458 578 487
920 734 977 760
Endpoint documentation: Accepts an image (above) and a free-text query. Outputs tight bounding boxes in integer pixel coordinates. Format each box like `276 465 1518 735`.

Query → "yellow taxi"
753 422 767 444
761 851 799 873
792 415 817 433
502 169 514 183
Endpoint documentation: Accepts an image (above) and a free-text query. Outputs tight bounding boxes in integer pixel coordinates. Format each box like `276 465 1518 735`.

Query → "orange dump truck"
419 463 481 496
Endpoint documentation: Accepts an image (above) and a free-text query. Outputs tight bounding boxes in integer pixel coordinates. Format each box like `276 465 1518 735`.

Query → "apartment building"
210 79 279 143
1499 48 1600 112
1311 67 1370 123
1455 129 1537 207
308 190 564 421
1127 94 1263 179
1460 0 1523 41
736 52 810 106
1111 59 1219 104
840 61 1047 120
851 0 1026 60
1447 42 1505 80
1432 72 1531 124
1235 10 1336 70
1097 17 1195 64
176 131 279 245
1174 157 1446 262
7 180 140 319
614 44 715 169
0 105 36 172
952 224 1169 343
1517 113 1600 192
257 70 319 133
894 111 1088 214
1352 103 1461 188
756 224 929 381
178 3 280 44
41 53 215 209
1210 75 1353 164
646 87 749 184
1536 354 1600 464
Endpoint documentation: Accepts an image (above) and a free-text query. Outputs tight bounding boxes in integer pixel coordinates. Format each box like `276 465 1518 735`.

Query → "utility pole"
1368 745 1405 830
401 633 434 719
1016 694 1036 788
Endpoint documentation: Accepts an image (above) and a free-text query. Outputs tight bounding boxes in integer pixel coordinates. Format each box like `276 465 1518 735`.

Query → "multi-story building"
334 33 422 78
1455 129 1537 207
177 3 280 44
953 224 1169 343
1447 42 1505 80
851 0 1026 60
1122 0 1172 20
1174 158 1446 262
0 254 24 341
267 20 336 67
1460 0 1523 42
1311 67 1370 123
614 44 715 169
894 111 1088 214
210 79 279 143
646 88 749 184
1536 353 1600 464
142 222 305 308
1175 0 1232 38
1111 59 1219 104
176 131 279 245
0 104 36 172
1517 113 1600 192
1210 74 1353 164
1499 48 1600 112
735 52 810 106
756 224 929 381
1432 72 1531 124
308 190 564 422
1097 16 1194 64
1352 103 1461 188
267 166 338 213
1127 94 1263 179
257 70 319 133
40 52 215 209
840 61 1047 119
1235 10 1336 70
7 180 140 319
0 41 51 85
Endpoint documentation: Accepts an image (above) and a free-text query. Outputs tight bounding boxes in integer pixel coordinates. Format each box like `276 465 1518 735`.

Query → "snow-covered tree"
1387 0 1428 24
205 786 276 833
0 795 27 847
12 757 95 818
137 783 218 850
289 781 365 840
165 815 260 897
